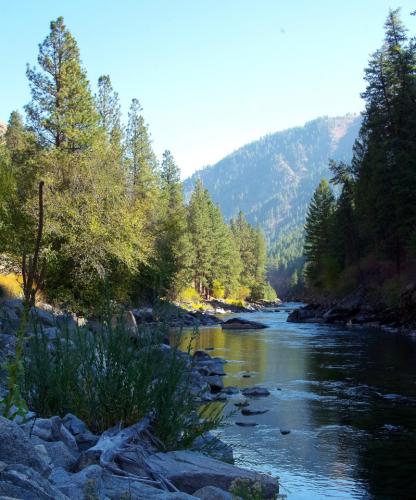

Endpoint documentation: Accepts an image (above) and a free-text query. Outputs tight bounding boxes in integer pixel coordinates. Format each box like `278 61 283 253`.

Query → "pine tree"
96 75 122 144
154 151 192 297
304 179 335 287
126 98 158 201
354 9 416 269
187 180 213 296
25 17 99 152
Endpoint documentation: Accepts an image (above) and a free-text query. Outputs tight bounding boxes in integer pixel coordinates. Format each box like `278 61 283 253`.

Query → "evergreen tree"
303 179 335 288
153 151 192 297
126 98 158 202
96 75 122 144
187 180 213 296
25 17 99 152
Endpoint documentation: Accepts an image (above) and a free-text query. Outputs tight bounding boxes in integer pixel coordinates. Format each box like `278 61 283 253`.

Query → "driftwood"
84 418 179 492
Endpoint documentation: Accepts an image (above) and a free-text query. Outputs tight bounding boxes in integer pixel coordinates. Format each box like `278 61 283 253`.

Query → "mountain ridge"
184 114 361 244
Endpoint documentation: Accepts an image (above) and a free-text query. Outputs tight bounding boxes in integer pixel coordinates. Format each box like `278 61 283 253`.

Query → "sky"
1 1 416 178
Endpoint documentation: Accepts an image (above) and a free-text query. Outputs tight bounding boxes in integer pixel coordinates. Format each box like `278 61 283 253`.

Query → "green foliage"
229 477 274 500
25 17 100 151
303 179 335 289
303 9 416 301
23 315 222 448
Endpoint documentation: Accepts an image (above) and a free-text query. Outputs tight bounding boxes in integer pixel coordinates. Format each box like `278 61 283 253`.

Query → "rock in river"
241 408 269 416
242 386 271 397
221 318 268 330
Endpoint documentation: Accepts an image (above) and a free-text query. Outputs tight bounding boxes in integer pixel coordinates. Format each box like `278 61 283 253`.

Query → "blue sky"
1 1 415 177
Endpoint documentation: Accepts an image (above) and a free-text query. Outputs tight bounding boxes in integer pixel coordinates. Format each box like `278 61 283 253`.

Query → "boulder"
221 386 239 395
193 485 234 499
38 441 79 471
21 417 78 451
146 450 278 498
191 433 234 464
0 462 68 500
62 413 88 436
0 416 47 474
241 387 270 397
287 304 325 323
30 307 56 327
221 318 268 330
241 408 268 416
206 375 224 393
50 465 194 499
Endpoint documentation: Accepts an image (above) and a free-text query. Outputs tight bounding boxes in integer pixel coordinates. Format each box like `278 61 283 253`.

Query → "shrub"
229 477 273 500
177 286 201 305
23 313 223 449
211 279 225 299
0 273 23 300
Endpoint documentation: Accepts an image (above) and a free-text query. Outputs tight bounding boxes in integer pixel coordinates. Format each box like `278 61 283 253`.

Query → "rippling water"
184 304 416 500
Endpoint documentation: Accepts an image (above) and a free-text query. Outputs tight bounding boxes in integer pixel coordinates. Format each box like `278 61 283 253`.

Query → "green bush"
23 314 222 449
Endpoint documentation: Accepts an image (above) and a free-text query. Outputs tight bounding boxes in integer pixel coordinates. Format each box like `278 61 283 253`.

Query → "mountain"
184 114 361 295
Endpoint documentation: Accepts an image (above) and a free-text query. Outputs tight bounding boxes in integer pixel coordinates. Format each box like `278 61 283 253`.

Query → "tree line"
0 17 275 311
303 9 416 301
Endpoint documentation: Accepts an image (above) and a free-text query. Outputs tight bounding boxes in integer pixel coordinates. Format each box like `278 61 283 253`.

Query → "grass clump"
23 312 223 449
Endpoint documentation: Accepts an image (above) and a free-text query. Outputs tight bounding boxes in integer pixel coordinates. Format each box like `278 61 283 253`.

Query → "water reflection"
181 306 416 499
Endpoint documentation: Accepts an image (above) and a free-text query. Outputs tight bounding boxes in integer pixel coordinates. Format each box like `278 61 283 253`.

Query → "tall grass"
23 313 223 449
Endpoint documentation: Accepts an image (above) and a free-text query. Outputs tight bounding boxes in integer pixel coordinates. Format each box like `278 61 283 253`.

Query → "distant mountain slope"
184 115 361 245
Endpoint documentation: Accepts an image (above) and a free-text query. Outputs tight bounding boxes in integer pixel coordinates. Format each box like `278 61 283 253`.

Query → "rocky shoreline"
287 285 416 333
0 299 279 499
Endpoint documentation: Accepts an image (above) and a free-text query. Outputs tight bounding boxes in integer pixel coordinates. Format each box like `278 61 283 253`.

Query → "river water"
186 304 416 500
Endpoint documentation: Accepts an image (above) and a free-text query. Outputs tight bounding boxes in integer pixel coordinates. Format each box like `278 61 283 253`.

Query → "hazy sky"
1 1 415 177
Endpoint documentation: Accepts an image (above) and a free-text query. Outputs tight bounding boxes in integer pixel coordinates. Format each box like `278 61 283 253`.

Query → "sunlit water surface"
183 304 416 500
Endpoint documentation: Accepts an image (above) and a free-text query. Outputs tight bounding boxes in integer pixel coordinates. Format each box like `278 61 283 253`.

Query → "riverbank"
287 285 416 333
0 299 280 499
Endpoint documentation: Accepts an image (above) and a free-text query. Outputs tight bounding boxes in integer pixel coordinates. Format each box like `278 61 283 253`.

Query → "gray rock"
234 400 249 408
221 318 268 330
206 375 224 393
55 314 77 333
193 485 234 499
221 386 239 395
235 422 258 427
73 431 99 451
0 463 68 500
197 360 225 376
62 413 88 436
22 416 78 451
191 434 234 464
2 299 24 313
146 450 278 498
241 408 268 416
0 416 48 473
50 465 194 499
280 429 291 435
241 386 270 397
30 307 56 327
42 326 60 340
193 350 212 362
43 441 79 471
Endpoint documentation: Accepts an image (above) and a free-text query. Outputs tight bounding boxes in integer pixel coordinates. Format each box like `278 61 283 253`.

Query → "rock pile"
0 414 278 499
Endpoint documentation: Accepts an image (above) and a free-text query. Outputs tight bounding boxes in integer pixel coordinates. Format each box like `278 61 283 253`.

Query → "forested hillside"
184 114 360 295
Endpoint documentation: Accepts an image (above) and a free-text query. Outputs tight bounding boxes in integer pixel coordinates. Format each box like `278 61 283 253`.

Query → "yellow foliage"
177 287 201 305
0 273 23 299
212 279 225 299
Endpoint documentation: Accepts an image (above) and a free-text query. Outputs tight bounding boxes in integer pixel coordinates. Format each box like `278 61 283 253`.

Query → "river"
186 304 416 500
